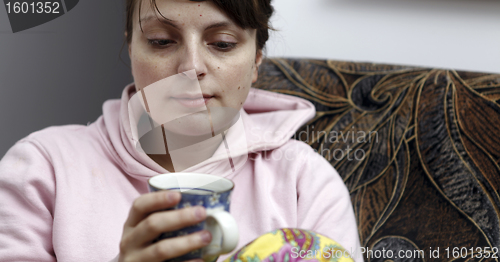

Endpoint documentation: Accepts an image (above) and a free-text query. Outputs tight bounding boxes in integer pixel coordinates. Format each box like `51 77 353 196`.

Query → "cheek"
131 51 174 90
220 59 255 106
132 60 151 89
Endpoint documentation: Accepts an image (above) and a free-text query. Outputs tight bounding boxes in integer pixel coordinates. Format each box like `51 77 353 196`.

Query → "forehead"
135 0 230 25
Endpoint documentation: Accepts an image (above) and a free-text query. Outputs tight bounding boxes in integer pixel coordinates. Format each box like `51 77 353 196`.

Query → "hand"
118 190 212 262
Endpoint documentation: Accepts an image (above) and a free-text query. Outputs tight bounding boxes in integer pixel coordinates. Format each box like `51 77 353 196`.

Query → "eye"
147 39 175 47
211 42 237 51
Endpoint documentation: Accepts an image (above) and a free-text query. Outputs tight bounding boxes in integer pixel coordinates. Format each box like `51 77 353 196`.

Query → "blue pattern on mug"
148 184 233 262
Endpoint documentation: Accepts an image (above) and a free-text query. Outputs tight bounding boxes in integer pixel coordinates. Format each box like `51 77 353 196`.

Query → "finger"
133 206 207 245
125 191 181 227
139 230 212 262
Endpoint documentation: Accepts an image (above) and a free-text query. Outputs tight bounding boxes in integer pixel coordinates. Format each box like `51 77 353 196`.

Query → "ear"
251 50 263 84
125 32 132 57
125 32 134 79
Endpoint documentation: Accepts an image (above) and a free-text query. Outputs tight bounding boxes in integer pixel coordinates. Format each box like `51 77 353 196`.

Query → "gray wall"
0 0 133 156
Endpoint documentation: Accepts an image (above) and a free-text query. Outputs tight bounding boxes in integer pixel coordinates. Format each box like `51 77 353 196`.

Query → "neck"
147 153 176 172
143 107 238 172
148 127 229 172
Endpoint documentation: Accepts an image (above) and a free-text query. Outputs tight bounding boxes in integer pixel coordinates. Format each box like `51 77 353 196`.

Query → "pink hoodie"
0 84 362 262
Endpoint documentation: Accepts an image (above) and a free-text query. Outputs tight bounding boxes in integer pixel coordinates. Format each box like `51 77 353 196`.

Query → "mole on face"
238 86 240 90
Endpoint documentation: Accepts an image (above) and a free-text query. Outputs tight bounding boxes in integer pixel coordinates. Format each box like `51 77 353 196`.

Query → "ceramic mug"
148 173 239 262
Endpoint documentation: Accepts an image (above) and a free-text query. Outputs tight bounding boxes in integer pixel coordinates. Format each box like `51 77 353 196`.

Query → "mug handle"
204 209 239 255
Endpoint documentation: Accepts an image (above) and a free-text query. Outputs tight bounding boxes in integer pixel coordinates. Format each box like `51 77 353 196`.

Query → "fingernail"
200 230 212 244
194 206 205 220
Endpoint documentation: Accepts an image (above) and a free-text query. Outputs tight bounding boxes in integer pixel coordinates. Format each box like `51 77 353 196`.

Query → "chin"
163 107 240 137
164 111 213 137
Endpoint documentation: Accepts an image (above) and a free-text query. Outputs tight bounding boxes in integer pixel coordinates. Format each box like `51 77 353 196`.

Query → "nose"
177 43 208 80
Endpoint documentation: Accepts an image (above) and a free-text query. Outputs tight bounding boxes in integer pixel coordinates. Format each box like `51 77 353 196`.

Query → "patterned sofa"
253 58 500 261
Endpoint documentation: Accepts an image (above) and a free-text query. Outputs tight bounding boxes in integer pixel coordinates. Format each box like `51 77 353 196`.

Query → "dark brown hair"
125 0 274 50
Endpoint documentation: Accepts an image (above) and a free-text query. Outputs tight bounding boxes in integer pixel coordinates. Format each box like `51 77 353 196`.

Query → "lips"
172 94 213 108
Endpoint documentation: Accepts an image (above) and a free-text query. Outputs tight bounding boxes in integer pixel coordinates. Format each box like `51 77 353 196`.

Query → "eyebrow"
140 15 180 30
139 15 232 31
204 22 231 31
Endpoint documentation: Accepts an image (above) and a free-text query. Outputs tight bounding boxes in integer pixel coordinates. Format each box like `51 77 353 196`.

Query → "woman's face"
128 0 262 135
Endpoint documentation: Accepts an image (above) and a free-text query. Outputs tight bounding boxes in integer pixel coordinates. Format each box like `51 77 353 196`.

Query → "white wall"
266 0 500 73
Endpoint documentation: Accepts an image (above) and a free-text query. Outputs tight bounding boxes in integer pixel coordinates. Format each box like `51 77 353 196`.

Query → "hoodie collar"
100 84 315 181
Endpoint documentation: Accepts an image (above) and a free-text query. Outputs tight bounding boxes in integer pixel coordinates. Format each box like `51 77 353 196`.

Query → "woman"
0 0 362 261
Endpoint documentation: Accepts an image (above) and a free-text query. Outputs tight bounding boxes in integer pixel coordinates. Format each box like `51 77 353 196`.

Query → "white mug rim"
148 172 234 194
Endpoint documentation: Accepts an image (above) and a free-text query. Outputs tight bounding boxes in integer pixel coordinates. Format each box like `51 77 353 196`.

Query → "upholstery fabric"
253 58 500 261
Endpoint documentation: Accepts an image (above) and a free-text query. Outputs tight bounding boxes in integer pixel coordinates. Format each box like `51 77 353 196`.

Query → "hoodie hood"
99 84 315 181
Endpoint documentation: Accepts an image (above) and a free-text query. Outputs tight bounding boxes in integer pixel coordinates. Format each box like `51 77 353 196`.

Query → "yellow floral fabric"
224 228 354 262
